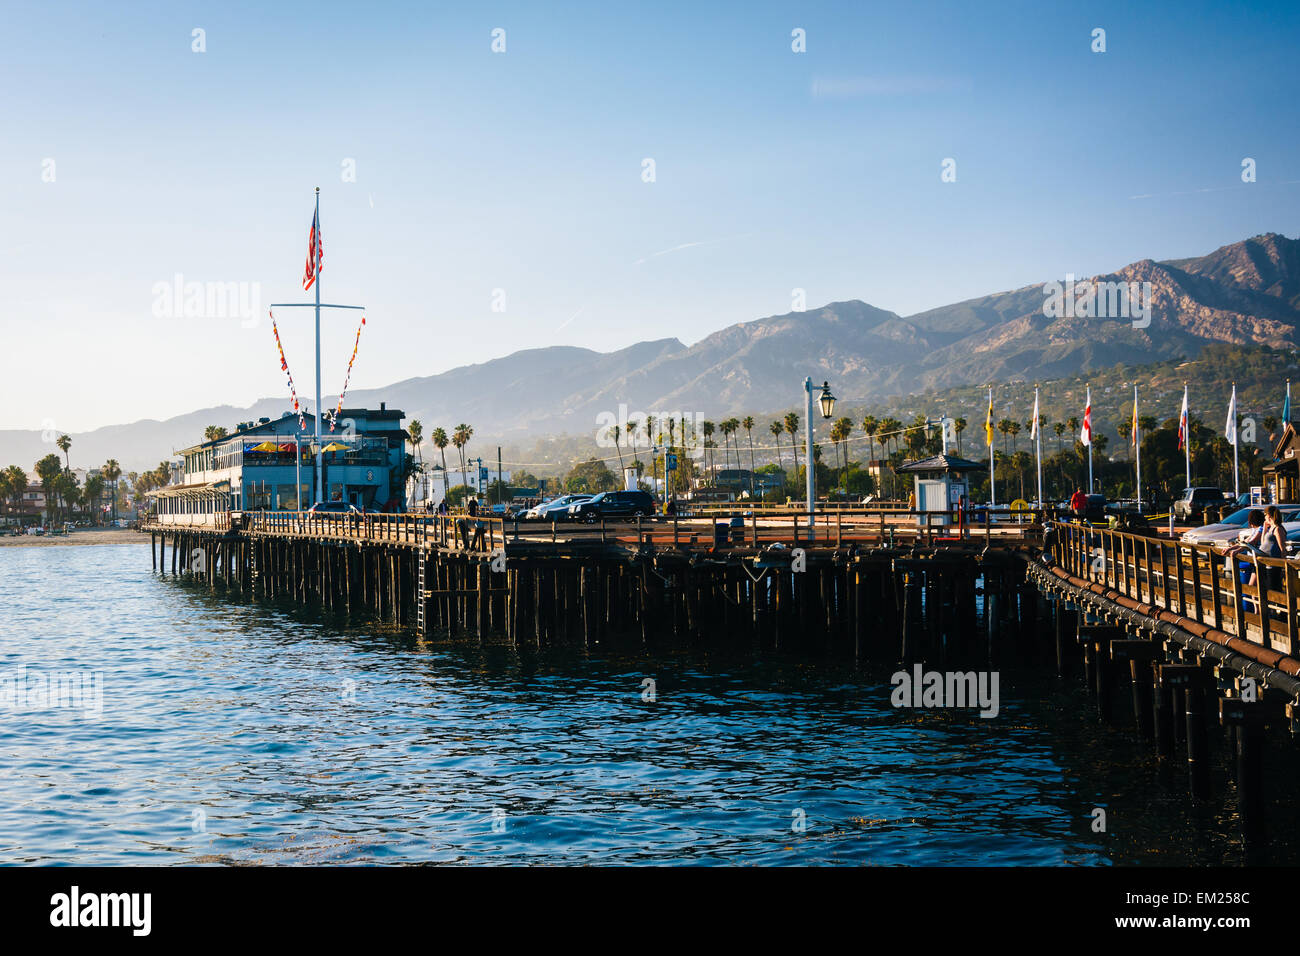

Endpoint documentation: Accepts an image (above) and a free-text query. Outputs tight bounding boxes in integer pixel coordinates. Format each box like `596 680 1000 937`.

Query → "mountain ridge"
6 232 1299 472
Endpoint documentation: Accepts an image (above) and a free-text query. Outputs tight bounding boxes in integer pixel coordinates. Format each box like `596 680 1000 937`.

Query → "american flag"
303 207 323 291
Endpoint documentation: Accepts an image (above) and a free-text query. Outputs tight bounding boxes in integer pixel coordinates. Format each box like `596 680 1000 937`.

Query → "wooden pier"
139 508 1300 842
140 508 1036 656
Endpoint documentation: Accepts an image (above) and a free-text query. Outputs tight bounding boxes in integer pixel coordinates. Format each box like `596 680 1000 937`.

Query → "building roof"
896 454 985 475
147 480 231 498
178 407 408 455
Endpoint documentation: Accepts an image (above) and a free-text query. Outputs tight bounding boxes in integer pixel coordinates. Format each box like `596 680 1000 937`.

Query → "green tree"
102 459 122 522
741 415 756 496
564 458 619 494
35 454 62 524
608 423 624 473
784 412 801 477
452 424 473 484
4 465 27 520
769 420 785 471
84 473 105 524
445 484 473 507
431 427 450 498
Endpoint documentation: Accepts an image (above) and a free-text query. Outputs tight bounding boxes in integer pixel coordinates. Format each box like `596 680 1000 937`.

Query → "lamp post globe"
819 382 836 420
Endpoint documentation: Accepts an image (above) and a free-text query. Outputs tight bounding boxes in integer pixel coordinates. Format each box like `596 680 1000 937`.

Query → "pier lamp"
818 381 836 420
804 378 835 531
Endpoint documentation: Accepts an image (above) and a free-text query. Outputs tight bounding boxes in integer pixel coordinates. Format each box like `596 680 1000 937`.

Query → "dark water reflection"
1 543 1294 865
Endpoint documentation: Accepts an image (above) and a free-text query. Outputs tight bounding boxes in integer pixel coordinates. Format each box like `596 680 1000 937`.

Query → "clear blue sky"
4 0 1298 430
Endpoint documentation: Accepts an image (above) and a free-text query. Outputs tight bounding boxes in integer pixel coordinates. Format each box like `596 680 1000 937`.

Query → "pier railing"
143 506 1047 550
1051 520 1300 657
238 510 509 552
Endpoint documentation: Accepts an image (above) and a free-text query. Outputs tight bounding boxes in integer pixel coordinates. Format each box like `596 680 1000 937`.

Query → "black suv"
568 490 655 521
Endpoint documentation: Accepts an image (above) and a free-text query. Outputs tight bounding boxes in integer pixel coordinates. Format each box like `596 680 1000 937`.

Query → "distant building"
150 405 408 519
1 484 48 525
416 465 513 509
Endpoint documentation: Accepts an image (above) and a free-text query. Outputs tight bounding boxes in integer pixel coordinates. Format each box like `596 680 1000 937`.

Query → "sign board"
1250 485 1265 506
666 453 678 472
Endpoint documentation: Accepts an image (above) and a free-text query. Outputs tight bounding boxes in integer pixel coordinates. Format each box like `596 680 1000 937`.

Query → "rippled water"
1 542 1294 865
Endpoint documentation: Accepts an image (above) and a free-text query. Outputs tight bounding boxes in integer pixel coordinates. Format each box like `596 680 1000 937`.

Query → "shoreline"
0 529 144 547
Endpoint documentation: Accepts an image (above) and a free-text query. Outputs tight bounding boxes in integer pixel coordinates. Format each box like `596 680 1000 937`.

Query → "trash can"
713 522 730 547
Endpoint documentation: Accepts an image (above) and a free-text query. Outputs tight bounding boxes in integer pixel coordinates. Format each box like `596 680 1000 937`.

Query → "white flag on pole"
1080 388 1093 446
1225 386 1237 444
1030 391 1039 440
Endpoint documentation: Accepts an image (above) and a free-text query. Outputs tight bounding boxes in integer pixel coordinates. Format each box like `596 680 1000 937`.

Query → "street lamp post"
804 378 836 529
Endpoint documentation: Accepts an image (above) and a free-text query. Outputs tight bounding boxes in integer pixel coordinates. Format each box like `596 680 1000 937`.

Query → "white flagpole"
988 386 995 509
1034 386 1042 508
1183 383 1190 490
1086 385 1093 494
1231 383 1239 499
1134 384 1142 512
313 187 323 505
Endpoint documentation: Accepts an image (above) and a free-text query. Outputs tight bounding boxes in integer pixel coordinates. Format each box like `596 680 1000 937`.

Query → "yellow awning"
250 441 279 452
321 442 350 452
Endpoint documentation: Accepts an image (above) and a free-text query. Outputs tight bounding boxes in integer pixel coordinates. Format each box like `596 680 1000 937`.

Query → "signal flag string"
328 315 367 432
268 308 308 431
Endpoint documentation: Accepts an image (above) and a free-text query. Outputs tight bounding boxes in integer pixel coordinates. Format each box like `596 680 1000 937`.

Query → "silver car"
1181 506 1300 551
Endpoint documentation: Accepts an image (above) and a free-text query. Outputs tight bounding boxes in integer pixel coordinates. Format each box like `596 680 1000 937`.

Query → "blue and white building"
150 404 409 521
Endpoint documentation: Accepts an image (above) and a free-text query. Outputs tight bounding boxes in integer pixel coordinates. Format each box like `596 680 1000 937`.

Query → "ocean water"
0 541 1292 865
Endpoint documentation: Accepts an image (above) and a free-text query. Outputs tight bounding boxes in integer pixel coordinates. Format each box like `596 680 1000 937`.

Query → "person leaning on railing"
1222 509 1267 604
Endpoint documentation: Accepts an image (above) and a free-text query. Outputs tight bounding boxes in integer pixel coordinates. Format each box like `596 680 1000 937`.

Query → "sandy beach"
0 528 144 547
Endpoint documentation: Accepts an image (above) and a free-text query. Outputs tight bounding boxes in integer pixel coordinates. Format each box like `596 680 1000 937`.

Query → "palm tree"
834 417 853 470
1053 421 1066 452
56 434 72 470
101 459 121 522
770 420 785 472
451 424 473 489
862 415 878 462
701 420 715 485
627 419 640 473
408 420 424 460
609 423 625 473
784 412 801 478
406 419 425 500
430 427 450 499
953 417 967 455
1009 420 1021 454
4 465 26 520
741 416 756 496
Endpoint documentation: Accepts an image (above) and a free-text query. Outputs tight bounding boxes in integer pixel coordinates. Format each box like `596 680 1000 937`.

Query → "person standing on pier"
1069 487 1087 522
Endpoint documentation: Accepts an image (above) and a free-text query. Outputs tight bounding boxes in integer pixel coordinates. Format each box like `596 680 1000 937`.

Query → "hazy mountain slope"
5 233 1299 472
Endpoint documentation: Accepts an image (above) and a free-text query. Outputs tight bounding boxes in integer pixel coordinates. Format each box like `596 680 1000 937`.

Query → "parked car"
1172 486 1232 520
307 501 361 515
1182 505 1300 551
567 490 656 522
522 494 592 521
